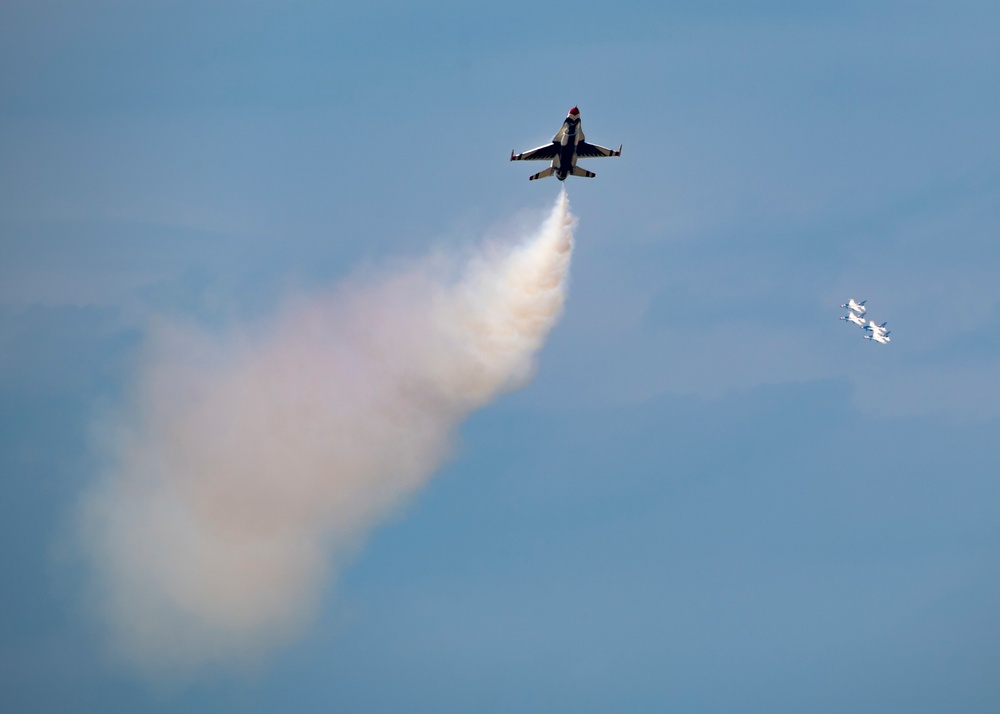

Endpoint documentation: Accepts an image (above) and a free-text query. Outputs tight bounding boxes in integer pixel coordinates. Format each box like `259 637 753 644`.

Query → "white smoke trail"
77 192 575 672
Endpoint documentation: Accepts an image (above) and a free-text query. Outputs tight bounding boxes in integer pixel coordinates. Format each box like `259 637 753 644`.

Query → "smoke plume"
78 192 575 671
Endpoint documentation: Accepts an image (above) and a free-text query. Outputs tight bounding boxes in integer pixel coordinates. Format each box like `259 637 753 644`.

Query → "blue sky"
2 1 1000 711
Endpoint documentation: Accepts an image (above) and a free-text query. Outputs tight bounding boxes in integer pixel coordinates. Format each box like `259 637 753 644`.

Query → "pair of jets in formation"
840 299 891 344
510 106 621 181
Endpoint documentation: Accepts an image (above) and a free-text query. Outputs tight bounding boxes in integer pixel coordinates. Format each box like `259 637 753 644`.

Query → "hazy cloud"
77 193 575 672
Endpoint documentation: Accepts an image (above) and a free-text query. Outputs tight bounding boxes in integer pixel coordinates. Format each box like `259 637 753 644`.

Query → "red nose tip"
569 106 579 116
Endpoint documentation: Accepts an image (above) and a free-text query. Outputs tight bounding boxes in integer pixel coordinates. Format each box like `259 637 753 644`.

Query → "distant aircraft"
864 331 891 345
840 312 867 328
511 106 621 181
864 320 888 336
841 299 867 314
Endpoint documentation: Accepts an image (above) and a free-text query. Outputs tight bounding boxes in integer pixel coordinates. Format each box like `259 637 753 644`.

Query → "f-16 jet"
511 106 621 181
841 298 867 314
864 331 891 345
840 312 867 328
864 320 889 336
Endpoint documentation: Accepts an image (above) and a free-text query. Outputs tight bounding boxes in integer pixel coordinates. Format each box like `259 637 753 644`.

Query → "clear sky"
2 1 1000 711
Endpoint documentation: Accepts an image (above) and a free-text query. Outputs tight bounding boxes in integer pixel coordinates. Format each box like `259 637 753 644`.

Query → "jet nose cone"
569 106 579 116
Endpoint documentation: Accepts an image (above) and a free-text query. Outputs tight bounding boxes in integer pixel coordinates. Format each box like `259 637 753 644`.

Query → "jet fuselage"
554 114 582 180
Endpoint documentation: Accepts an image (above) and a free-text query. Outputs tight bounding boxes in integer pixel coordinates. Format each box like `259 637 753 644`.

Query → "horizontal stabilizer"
570 166 596 178
529 167 555 181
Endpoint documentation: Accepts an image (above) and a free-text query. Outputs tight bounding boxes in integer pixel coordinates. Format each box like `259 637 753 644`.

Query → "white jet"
865 320 888 336
840 312 867 328
511 106 622 181
841 298 867 314
864 331 891 345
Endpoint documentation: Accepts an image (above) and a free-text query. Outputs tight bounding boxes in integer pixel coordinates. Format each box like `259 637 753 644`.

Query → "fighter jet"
864 331 891 345
864 320 889 336
510 106 621 181
840 312 867 328
841 299 867 314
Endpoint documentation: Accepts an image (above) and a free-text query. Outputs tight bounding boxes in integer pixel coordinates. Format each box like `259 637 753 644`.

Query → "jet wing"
511 143 559 161
575 141 622 158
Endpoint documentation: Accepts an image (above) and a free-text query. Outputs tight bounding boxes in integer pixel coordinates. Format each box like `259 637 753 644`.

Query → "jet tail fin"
528 167 555 181
570 166 596 178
